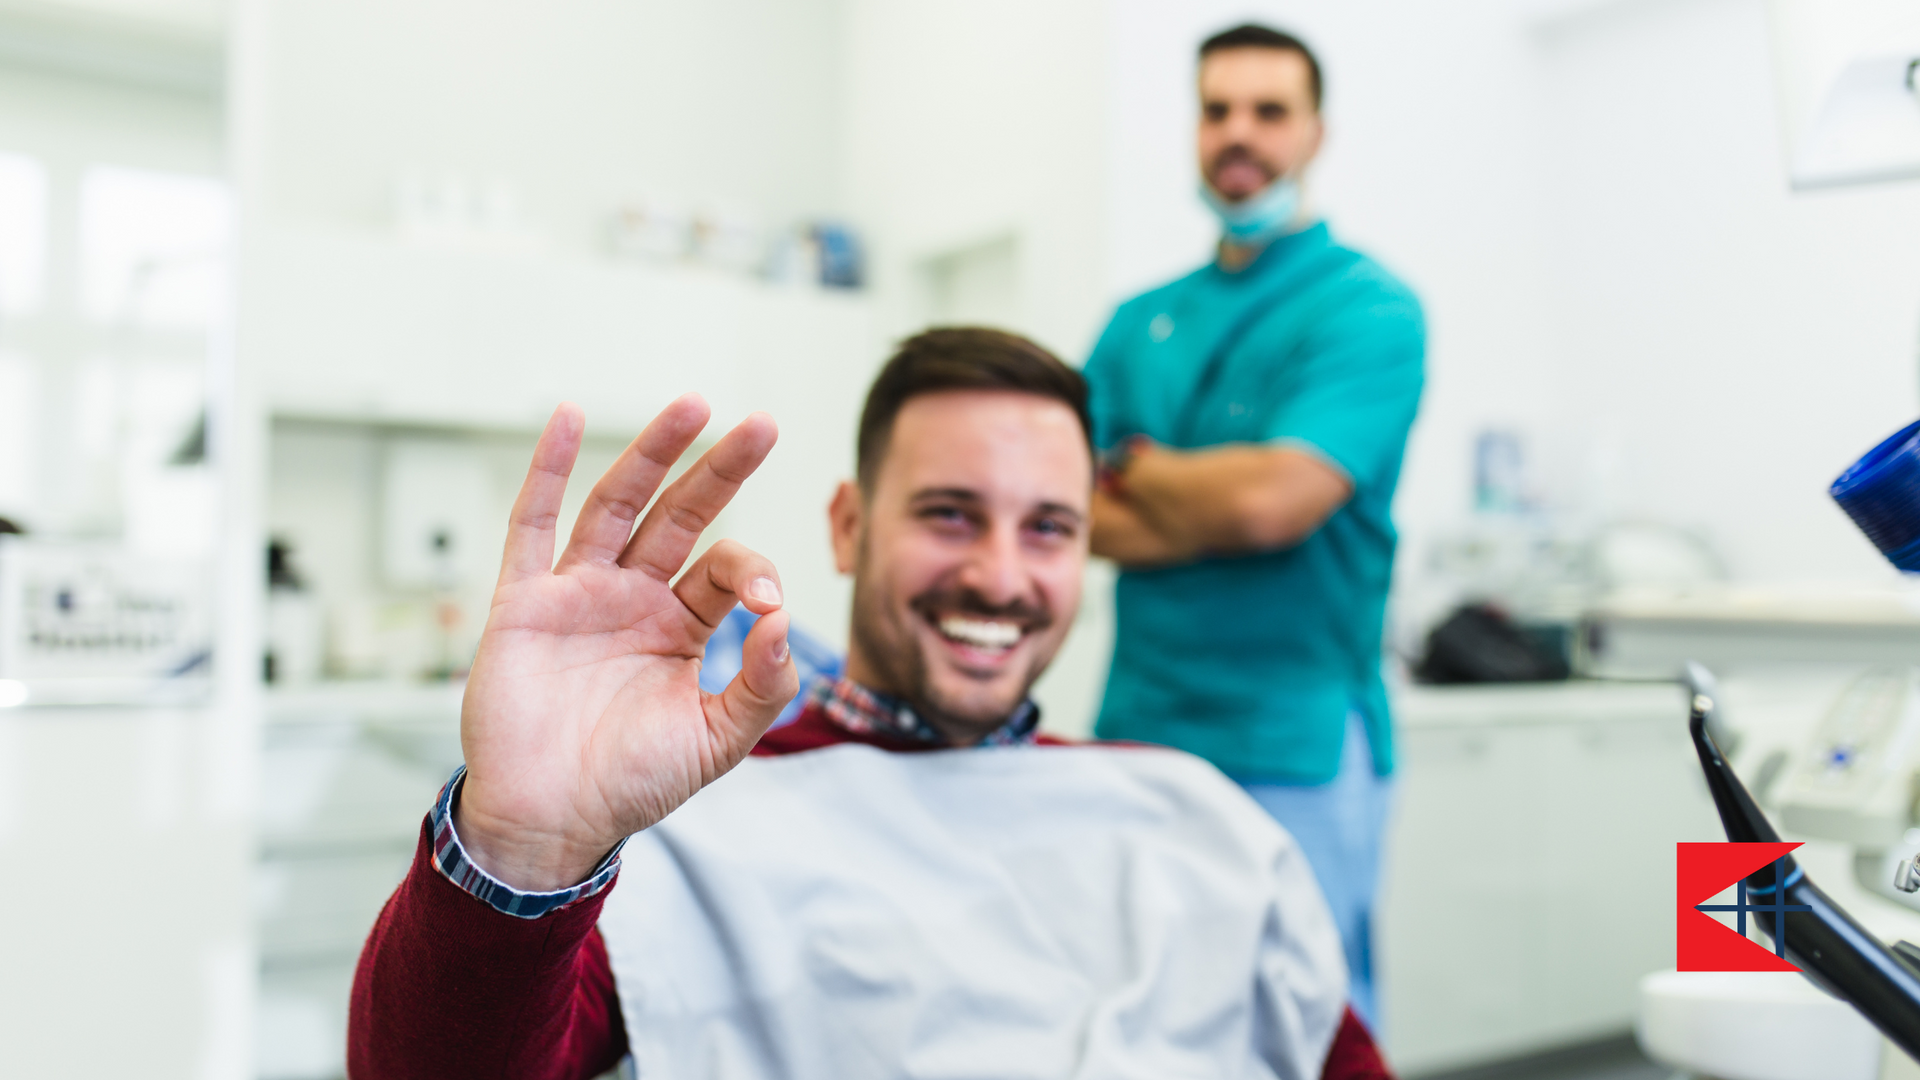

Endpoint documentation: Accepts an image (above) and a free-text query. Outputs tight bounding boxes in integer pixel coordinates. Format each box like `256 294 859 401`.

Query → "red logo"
1677 842 1808 972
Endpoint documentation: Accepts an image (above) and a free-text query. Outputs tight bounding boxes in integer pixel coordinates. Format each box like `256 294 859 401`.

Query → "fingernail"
749 577 782 606
773 636 790 664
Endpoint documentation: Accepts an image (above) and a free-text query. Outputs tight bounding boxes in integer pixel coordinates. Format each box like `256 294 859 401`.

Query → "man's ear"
828 480 862 575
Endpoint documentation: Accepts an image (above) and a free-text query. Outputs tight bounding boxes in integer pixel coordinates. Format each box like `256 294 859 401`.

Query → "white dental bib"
596 743 1347 1079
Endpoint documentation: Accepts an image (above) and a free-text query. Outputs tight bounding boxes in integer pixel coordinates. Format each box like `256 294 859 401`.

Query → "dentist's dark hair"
1199 23 1323 110
856 327 1093 493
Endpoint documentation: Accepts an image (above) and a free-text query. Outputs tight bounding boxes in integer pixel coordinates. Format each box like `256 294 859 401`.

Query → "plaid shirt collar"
806 675 1040 748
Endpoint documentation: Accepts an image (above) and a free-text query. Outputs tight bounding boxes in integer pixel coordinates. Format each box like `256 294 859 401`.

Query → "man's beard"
848 534 1056 731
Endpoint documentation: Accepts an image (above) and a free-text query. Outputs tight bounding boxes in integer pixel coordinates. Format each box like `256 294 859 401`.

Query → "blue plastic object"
1832 418 1920 571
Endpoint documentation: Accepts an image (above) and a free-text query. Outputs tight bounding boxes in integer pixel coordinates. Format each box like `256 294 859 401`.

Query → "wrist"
451 784 615 893
1099 436 1148 494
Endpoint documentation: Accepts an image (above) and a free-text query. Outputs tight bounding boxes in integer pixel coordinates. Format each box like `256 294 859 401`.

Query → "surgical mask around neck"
1199 175 1303 247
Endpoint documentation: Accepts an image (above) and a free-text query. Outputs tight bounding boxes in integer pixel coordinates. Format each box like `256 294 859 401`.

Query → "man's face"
1197 46 1324 202
830 391 1092 742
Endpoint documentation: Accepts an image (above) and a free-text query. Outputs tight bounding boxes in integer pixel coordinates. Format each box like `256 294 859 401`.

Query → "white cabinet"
255 683 463 1080
1380 683 1723 1073
0 707 253 1079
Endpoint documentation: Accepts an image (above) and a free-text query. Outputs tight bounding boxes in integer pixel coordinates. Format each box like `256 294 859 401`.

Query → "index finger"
556 393 710 570
498 403 584 585
619 412 777 580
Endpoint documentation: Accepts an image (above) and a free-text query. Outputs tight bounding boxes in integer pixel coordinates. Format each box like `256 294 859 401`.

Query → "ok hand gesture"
453 394 798 891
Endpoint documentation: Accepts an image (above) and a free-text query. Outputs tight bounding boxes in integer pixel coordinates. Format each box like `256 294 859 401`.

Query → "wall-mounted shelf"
246 225 873 435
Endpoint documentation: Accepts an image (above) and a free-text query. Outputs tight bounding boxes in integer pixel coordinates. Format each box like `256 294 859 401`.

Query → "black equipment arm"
1684 662 1920 1056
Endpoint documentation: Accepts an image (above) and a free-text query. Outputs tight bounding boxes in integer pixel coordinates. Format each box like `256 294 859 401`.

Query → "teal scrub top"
1084 222 1425 783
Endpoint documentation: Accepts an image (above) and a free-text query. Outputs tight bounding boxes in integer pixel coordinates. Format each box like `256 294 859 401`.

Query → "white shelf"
243 225 873 435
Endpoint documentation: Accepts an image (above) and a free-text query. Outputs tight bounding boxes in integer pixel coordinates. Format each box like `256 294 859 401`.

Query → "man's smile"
937 613 1024 650
916 605 1045 674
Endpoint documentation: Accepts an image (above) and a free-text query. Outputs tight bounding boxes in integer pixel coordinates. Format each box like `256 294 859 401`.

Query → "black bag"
1415 603 1571 684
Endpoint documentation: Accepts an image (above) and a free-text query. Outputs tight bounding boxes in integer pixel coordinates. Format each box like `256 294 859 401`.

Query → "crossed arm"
1091 439 1354 568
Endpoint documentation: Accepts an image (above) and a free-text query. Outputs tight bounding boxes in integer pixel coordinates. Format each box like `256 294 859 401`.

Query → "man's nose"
957 524 1027 606
1220 104 1258 143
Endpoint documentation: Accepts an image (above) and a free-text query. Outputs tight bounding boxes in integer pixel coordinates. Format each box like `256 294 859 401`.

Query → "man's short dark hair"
1199 23 1323 111
856 327 1093 491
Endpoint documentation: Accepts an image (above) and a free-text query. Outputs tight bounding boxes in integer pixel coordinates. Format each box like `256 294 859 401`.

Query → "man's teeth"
938 616 1023 650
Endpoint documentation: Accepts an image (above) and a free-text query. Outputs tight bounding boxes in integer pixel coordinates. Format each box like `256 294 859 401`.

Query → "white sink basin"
1637 970 1881 1080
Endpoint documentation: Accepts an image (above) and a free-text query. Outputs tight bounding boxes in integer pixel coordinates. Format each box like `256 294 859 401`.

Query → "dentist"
1085 23 1425 1031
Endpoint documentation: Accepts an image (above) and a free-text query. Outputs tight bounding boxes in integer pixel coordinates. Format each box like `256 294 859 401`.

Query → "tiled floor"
1410 1034 1678 1080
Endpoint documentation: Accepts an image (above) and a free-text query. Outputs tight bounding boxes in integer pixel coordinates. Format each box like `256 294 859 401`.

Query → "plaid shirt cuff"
428 765 625 920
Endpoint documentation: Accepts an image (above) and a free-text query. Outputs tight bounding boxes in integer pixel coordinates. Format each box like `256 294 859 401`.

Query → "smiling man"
348 329 1392 1079
826 346 1086 747
1085 25 1426 1031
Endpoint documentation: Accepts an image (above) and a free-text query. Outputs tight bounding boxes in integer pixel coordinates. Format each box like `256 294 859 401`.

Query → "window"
0 350 35 513
0 153 47 316
78 165 231 328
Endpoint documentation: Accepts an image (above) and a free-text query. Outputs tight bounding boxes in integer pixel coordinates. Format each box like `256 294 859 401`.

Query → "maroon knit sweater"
347 706 1395 1079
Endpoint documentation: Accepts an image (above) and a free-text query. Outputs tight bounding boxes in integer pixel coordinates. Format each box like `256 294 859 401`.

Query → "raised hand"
453 395 798 891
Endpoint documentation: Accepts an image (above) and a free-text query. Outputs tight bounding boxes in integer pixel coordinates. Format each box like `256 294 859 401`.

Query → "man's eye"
921 506 971 528
1202 103 1228 121
1256 103 1286 122
1030 518 1076 539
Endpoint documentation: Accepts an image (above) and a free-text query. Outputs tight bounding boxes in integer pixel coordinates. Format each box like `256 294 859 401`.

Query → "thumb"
706 610 800 753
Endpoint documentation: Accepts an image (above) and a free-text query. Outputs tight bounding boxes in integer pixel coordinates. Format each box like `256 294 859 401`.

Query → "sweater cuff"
428 765 625 919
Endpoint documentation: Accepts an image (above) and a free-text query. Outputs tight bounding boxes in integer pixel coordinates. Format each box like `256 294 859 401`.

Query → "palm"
468 571 707 836
455 396 796 891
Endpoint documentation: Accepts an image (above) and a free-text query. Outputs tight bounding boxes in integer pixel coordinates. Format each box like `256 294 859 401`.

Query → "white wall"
244 0 844 251
840 0 1111 360
1536 0 1920 584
